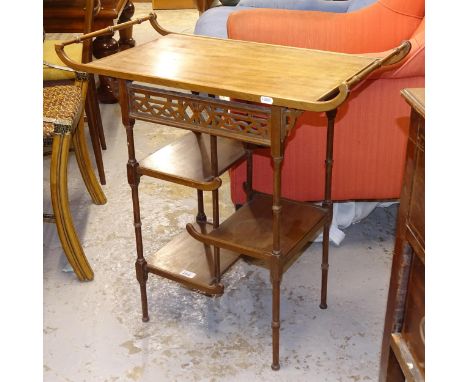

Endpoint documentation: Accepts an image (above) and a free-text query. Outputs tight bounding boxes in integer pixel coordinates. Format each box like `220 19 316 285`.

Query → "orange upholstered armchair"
227 0 425 204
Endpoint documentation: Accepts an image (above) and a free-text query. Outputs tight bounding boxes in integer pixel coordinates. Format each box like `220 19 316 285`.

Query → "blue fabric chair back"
347 0 377 12
194 0 379 39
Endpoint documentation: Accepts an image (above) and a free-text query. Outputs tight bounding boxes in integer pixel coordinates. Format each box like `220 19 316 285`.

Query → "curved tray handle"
346 40 411 89
307 40 411 112
148 13 172 36
55 13 163 71
306 83 350 113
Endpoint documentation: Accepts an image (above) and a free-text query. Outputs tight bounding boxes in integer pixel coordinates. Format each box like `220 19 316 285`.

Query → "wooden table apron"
54 17 411 369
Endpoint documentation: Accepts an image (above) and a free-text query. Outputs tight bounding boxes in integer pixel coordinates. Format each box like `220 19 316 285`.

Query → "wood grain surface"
81 33 378 111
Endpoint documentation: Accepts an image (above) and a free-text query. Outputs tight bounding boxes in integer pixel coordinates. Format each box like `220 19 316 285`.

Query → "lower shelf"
145 222 240 295
187 193 329 262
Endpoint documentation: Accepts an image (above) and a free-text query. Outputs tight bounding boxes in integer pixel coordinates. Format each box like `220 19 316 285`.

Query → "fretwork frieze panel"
128 84 273 145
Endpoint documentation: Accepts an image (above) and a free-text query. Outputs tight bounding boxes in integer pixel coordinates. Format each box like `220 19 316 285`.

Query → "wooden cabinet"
379 88 425 381
152 0 197 10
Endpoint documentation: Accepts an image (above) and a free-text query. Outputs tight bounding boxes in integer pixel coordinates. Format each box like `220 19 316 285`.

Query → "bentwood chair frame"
44 0 107 185
43 63 107 281
43 0 107 281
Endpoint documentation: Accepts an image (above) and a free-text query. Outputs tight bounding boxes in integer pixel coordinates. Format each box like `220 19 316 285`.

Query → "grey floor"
44 6 397 382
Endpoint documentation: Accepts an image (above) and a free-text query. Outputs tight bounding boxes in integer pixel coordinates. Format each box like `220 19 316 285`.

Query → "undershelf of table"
145 222 240 295
187 193 329 263
137 132 245 190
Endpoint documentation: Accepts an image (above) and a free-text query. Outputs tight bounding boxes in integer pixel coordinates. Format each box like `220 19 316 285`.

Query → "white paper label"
260 96 273 105
180 269 196 278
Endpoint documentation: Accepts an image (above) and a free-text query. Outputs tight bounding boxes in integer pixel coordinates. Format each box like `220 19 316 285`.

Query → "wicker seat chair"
43 63 107 281
44 0 107 185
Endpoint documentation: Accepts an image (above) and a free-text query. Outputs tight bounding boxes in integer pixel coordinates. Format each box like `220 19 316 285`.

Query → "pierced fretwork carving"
128 84 273 146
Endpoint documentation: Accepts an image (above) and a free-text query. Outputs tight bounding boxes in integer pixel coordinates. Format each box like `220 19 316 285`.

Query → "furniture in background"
379 88 425 381
194 0 375 38
55 14 410 369
44 0 118 185
194 0 217 13
151 0 217 12
197 0 425 207
152 0 196 9
44 0 136 105
43 69 107 281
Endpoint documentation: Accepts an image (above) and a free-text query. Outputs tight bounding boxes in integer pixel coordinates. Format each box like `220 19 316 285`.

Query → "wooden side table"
56 14 411 370
379 88 425 381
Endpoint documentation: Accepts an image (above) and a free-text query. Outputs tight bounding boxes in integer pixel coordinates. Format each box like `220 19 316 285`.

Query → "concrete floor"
44 6 397 381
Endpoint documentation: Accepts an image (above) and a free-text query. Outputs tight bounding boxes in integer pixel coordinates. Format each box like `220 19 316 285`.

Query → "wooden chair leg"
88 75 107 150
85 90 107 185
73 113 107 205
50 134 94 281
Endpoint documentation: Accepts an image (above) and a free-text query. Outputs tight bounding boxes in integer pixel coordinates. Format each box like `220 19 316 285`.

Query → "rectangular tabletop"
83 33 378 111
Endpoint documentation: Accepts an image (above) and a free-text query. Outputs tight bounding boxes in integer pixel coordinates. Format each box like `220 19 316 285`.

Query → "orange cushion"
227 0 423 53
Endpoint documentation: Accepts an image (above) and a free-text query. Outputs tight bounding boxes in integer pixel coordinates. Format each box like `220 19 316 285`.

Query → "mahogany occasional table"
56 13 411 370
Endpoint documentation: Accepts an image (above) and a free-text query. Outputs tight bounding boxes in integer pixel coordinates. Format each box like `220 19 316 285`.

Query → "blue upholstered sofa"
195 0 377 38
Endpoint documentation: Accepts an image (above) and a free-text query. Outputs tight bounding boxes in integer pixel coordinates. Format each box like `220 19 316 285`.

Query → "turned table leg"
320 108 337 309
119 79 149 322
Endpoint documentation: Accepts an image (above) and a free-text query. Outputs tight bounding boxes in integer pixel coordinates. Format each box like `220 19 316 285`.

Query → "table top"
79 33 379 111
401 88 425 118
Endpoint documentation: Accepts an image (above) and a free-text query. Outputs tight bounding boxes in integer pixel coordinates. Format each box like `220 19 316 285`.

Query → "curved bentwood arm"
312 40 411 112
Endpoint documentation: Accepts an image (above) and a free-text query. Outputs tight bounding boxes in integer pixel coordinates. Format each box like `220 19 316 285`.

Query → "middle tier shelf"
137 132 246 190
187 193 329 263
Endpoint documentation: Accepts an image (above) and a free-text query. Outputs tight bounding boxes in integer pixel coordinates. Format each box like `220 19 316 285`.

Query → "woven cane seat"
43 84 82 140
